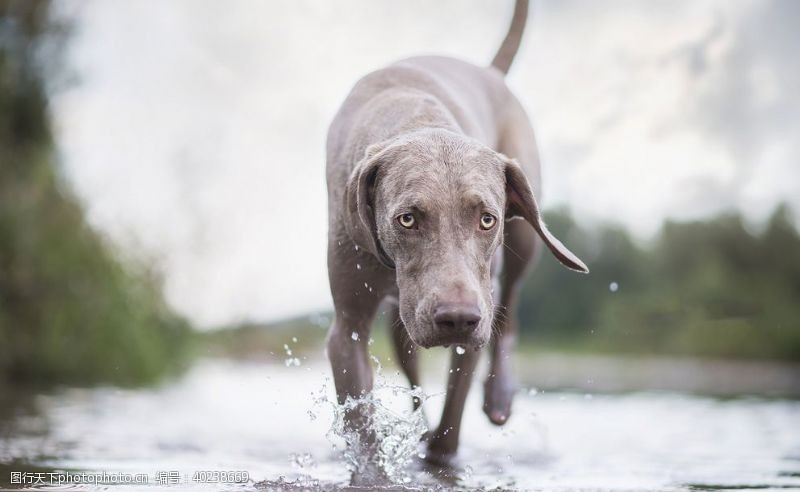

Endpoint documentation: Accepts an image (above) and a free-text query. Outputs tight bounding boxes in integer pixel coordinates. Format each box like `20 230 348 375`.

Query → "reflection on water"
1 358 799 491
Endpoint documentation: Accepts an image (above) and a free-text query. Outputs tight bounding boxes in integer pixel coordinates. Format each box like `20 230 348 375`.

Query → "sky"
50 0 800 328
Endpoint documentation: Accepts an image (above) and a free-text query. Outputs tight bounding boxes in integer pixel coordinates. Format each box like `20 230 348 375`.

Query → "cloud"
687 0 800 221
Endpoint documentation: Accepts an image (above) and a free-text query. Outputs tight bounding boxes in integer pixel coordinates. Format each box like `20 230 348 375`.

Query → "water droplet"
609 281 619 292
354 245 360 252
455 345 466 355
356 263 361 270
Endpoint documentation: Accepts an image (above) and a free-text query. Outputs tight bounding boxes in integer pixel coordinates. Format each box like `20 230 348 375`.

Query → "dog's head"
345 129 587 349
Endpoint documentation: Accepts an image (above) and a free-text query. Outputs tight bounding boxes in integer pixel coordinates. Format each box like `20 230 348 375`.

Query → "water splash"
312 358 432 485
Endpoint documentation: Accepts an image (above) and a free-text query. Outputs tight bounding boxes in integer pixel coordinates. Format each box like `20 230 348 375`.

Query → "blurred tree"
519 207 800 360
0 0 192 386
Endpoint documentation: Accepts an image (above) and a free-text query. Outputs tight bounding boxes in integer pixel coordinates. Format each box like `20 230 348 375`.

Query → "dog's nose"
433 303 481 332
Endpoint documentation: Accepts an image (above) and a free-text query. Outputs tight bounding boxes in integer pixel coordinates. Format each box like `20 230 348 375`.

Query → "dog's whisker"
503 242 525 262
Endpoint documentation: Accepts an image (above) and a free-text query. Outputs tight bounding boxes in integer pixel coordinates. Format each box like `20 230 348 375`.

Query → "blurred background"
2 0 798 386
1 0 799 489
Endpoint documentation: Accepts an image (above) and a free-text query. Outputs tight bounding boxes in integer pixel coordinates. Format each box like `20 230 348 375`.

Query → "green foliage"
0 1 192 386
520 207 800 360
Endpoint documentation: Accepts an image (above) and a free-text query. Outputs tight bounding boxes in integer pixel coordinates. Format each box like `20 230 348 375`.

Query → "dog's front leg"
326 244 391 477
327 309 377 406
426 346 481 465
327 293 383 441
327 300 383 478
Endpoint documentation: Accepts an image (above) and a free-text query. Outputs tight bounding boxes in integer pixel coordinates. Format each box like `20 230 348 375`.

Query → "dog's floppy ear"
502 155 589 273
345 143 396 269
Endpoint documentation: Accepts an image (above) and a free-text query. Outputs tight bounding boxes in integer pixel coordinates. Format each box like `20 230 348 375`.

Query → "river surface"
1 358 799 491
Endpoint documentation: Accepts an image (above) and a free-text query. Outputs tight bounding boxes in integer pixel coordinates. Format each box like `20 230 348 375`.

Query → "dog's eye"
480 213 497 230
398 213 416 229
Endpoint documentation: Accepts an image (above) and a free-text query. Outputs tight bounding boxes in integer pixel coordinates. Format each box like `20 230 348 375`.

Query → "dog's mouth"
411 322 491 350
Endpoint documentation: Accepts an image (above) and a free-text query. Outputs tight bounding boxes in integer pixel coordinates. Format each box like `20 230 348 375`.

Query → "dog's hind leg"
425 346 481 465
483 218 538 425
484 107 541 425
388 305 424 410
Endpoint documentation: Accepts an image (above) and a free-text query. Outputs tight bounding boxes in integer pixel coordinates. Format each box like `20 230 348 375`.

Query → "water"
1 358 799 491
311 355 430 485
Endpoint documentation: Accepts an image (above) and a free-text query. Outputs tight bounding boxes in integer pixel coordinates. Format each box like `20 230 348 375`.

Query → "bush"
0 1 192 386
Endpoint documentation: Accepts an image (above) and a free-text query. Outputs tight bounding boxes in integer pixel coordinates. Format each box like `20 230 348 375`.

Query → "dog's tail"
490 0 529 75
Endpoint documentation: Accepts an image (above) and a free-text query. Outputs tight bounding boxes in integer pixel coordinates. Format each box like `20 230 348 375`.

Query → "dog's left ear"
502 155 589 273
344 143 396 269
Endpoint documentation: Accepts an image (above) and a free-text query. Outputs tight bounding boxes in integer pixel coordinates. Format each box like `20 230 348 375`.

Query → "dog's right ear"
344 143 396 269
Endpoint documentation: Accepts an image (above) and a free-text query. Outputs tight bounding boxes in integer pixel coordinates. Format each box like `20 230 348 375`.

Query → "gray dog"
325 0 588 465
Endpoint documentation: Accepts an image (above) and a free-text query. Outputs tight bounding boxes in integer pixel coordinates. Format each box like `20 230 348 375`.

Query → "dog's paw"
424 444 457 467
483 375 516 425
424 430 459 467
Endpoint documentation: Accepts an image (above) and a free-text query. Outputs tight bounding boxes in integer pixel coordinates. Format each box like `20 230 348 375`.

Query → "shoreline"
513 351 800 398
